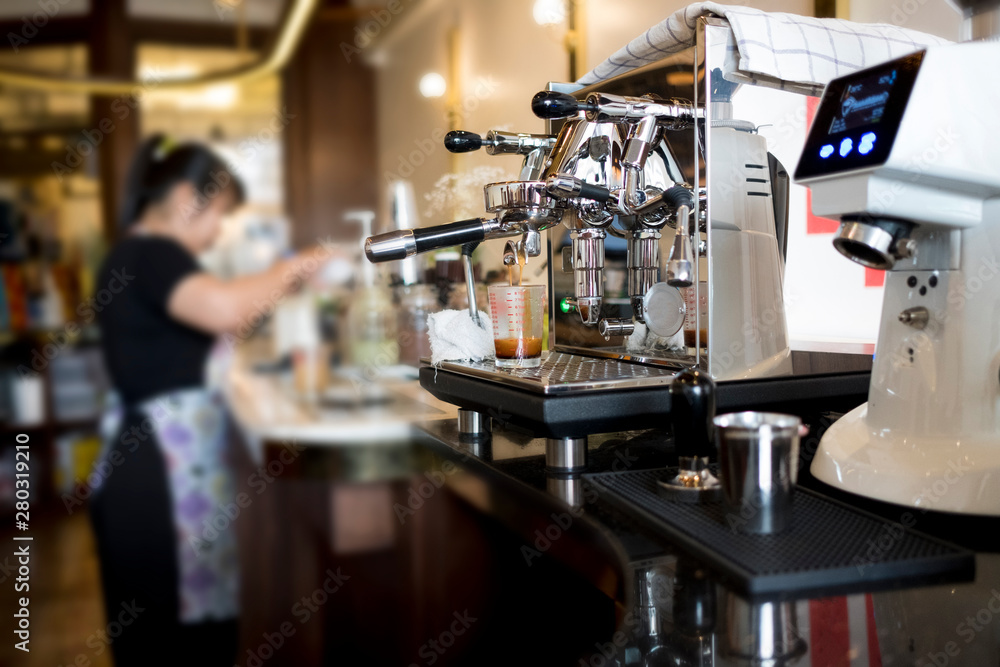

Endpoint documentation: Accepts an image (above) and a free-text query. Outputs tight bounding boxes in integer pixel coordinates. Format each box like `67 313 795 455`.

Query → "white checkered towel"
578 3 950 95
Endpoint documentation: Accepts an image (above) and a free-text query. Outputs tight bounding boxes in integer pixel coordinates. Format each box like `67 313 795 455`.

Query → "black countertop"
412 417 1000 667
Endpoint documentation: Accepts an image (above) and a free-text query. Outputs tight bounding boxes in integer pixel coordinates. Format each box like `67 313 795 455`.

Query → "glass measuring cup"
487 284 545 368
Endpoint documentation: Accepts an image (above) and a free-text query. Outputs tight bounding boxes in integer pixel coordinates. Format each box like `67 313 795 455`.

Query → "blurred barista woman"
89 134 332 665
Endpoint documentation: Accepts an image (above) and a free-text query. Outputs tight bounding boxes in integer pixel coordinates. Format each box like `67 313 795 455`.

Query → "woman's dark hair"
119 133 246 231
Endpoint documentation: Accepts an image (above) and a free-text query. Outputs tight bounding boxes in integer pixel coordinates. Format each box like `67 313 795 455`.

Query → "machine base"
812 403 1000 516
419 353 869 438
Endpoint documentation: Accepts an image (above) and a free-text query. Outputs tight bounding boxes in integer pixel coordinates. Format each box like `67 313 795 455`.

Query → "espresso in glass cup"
487 284 545 368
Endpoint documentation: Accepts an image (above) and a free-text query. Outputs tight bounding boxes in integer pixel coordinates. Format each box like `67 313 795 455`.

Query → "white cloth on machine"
427 309 495 365
626 321 686 354
578 2 949 95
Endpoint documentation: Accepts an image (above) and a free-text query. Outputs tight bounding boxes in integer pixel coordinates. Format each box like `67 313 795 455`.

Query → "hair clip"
153 135 178 161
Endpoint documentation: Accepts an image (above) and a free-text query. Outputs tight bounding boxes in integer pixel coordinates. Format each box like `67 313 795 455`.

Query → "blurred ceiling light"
149 82 241 110
141 63 201 81
0 0 317 95
533 0 567 26
419 72 447 98
183 83 240 109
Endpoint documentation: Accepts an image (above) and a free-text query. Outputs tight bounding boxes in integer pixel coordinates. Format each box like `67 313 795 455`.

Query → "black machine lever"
545 174 613 203
531 91 597 120
444 130 483 153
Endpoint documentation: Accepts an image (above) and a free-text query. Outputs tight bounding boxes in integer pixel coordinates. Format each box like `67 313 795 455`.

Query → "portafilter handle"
364 218 499 263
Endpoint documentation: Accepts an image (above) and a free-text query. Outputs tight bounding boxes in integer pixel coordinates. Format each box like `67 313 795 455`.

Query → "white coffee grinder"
795 34 1000 515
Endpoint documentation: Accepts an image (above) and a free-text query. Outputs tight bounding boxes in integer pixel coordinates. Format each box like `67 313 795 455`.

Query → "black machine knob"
444 130 483 153
668 368 716 459
530 91 596 120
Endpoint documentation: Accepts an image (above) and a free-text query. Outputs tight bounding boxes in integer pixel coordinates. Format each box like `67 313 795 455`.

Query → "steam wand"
664 186 697 288
461 241 481 326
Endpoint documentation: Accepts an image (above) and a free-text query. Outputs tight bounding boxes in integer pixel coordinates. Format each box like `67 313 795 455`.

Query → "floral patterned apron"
98 343 240 623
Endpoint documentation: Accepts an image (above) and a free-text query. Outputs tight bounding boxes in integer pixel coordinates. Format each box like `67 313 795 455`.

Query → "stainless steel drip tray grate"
427 352 680 395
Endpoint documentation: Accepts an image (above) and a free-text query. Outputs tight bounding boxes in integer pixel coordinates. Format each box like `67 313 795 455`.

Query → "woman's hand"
167 242 348 335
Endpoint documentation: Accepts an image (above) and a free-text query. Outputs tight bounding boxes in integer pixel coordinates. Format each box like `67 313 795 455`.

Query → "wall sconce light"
533 0 567 26
532 0 585 81
419 72 447 98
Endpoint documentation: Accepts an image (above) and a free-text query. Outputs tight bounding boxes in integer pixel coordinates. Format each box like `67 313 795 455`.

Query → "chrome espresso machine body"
365 18 871 456
542 67 793 382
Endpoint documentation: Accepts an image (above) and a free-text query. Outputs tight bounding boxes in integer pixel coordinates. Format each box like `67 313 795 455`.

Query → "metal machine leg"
545 436 588 472
457 408 491 437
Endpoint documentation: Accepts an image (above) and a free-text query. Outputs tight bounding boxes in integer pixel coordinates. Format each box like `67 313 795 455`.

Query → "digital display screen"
828 69 898 135
794 51 924 181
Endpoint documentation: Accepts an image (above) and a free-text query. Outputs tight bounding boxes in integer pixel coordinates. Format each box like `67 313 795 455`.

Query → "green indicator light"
559 298 572 313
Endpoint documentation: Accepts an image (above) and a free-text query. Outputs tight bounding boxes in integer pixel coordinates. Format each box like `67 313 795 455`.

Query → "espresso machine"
367 28 792 382
796 31 1000 514
366 18 871 468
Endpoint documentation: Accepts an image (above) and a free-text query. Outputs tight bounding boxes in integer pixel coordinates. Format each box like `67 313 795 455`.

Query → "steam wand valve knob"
531 91 598 120
444 130 483 153
657 368 722 503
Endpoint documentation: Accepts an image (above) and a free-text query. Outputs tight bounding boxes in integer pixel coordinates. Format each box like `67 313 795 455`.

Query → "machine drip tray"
584 468 975 598
418 352 870 438
428 352 678 394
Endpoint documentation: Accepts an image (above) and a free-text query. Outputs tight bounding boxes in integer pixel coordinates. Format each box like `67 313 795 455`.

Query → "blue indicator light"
819 144 834 159
859 131 876 155
839 137 853 157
